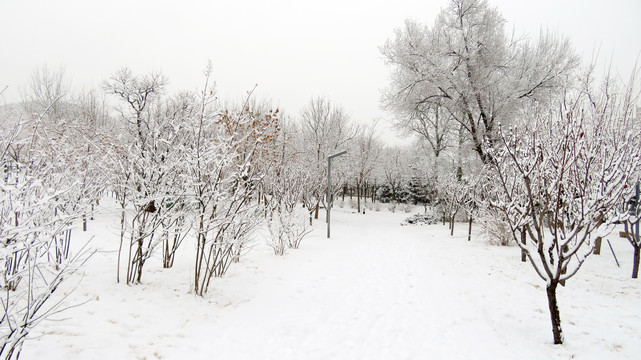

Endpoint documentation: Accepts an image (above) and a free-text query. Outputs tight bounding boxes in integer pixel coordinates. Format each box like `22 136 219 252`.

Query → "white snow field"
21 197 641 359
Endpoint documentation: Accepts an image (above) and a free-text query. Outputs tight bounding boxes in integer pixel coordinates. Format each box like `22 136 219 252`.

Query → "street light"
327 150 347 238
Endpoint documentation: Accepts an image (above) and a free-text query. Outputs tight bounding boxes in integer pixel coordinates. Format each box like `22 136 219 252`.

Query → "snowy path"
22 202 641 359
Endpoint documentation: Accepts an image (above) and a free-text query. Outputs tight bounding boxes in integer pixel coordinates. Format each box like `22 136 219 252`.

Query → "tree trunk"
357 184 361 213
467 216 472 241
633 245 640 279
546 282 564 344
314 202 319 220
521 229 527 262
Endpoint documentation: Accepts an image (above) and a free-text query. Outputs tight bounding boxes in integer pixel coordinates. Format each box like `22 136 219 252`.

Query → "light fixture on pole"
327 150 347 238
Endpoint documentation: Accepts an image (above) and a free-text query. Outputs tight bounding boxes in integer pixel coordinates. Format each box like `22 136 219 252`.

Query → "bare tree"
298 97 357 221
102 67 168 151
351 122 383 213
380 146 410 203
103 68 185 284
188 64 277 295
486 70 640 344
21 64 70 121
620 182 641 278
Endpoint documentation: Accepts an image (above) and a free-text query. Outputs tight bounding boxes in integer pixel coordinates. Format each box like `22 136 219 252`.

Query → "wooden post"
594 237 602 255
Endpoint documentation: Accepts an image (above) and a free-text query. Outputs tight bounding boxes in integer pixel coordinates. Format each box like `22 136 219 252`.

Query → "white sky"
1 0 640 144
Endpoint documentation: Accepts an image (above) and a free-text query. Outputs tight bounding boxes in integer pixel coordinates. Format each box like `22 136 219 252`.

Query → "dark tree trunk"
633 245 640 279
546 282 564 344
314 203 319 220
467 216 472 241
521 230 527 262
357 184 361 214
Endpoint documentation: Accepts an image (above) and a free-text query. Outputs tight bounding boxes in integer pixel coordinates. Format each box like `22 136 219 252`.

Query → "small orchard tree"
620 182 641 278
486 71 641 344
439 174 477 236
103 68 190 284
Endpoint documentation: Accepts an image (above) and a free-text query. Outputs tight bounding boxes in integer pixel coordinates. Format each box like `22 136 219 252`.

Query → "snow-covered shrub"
1 110 92 358
478 214 513 246
400 203 413 213
401 210 440 226
348 198 356 210
388 202 397 213
267 207 312 255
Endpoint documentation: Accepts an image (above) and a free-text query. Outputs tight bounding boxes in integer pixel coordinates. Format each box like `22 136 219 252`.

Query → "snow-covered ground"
22 197 641 359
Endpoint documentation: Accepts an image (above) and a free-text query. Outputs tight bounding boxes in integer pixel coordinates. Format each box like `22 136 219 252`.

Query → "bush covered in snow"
401 209 440 226
267 207 312 255
478 213 514 246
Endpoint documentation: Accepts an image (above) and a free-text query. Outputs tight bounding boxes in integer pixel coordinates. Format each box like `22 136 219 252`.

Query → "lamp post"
327 150 347 238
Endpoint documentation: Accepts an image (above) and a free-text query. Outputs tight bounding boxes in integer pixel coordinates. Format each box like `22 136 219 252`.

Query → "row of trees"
0 58 417 356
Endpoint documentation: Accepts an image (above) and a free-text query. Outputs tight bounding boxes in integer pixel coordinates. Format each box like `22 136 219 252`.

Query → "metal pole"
327 150 347 238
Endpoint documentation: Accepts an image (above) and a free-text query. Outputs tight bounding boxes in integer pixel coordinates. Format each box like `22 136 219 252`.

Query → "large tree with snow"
381 0 578 164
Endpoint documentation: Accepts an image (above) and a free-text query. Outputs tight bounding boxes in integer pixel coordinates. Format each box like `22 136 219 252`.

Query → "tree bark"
546 282 564 344
521 229 527 262
450 216 455 236
467 216 472 241
633 245 640 279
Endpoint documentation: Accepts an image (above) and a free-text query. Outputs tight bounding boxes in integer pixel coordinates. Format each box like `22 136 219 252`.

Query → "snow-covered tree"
103 68 187 284
298 97 357 221
350 122 383 213
381 0 578 164
486 70 641 344
378 146 410 203
620 181 641 278
21 64 70 121
188 65 276 295
262 121 313 255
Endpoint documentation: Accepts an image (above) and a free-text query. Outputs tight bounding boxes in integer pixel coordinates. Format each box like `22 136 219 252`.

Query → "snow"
21 197 641 359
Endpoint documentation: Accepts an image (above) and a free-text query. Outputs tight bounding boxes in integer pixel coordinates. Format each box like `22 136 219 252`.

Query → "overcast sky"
1 0 639 144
